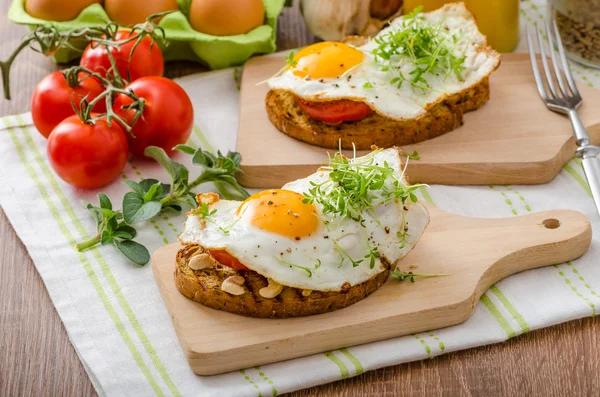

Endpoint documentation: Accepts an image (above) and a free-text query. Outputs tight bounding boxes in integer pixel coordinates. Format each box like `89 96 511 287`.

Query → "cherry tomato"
80 30 164 83
296 97 374 124
208 250 249 271
47 115 129 189
31 71 106 138
113 76 193 158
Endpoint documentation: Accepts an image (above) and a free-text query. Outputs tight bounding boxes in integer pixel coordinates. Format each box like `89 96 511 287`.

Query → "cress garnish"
371 6 467 92
302 147 426 272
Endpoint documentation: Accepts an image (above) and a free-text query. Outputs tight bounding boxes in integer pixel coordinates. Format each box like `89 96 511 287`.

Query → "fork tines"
526 20 581 108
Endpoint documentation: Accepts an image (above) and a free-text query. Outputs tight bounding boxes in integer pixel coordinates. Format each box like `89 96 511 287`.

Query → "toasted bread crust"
265 77 490 150
175 244 390 318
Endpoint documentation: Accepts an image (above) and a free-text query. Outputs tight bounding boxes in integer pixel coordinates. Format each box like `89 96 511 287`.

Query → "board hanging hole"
543 219 560 229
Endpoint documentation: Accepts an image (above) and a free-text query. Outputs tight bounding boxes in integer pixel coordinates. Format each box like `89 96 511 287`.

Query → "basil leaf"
144 146 178 181
191 149 215 168
116 224 137 238
124 180 145 196
113 240 150 265
113 230 134 239
86 203 102 226
174 144 195 155
101 230 114 245
106 216 118 234
162 204 182 212
123 192 162 224
144 182 163 202
98 193 112 210
139 178 160 193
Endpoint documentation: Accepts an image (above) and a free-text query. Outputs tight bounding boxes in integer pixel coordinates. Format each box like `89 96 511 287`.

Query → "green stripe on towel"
325 351 349 379
6 121 166 397
14 115 182 397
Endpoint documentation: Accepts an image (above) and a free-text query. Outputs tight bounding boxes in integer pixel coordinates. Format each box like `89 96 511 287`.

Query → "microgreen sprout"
278 257 313 277
371 6 466 92
195 202 217 218
406 151 420 161
365 244 380 269
302 148 425 225
286 50 297 67
331 239 364 268
391 269 447 283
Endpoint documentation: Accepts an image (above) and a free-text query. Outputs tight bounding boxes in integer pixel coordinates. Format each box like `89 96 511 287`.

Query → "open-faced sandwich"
176 147 430 318
265 2 501 149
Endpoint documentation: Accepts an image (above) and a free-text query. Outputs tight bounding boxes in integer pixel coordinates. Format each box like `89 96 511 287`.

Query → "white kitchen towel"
1 2 600 396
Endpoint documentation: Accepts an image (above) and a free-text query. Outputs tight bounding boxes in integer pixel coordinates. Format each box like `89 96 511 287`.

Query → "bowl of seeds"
549 0 600 68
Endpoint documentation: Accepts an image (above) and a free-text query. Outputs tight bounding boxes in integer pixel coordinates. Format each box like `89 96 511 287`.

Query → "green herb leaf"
98 193 112 210
139 178 160 193
124 180 145 196
113 240 150 266
144 146 179 181
101 230 114 245
122 192 162 224
115 224 137 238
286 50 297 67
173 144 196 155
113 230 134 239
178 146 250 201
144 182 163 202
363 81 373 89
406 151 420 161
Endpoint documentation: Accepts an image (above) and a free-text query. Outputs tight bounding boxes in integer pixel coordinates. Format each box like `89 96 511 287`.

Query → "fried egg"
179 148 430 292
267 2 501 120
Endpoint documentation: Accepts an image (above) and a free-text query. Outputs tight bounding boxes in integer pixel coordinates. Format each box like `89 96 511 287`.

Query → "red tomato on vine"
80 30 164 83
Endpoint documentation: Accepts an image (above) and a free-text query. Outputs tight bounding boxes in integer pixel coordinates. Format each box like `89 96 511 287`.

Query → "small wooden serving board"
236 53 600 188
152 207 591 375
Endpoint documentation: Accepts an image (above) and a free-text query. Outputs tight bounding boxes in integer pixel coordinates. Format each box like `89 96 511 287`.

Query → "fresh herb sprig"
406 150 420 161
76 146 250 265
175 145 249 201
371 6 466 92
391 269 447 283
76 194 150 265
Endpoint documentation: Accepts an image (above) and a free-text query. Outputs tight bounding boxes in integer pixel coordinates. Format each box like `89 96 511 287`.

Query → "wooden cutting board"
236 53 600 188
152 207 591 375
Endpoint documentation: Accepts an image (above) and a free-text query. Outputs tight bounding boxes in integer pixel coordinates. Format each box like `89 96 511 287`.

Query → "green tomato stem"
0 38 34 100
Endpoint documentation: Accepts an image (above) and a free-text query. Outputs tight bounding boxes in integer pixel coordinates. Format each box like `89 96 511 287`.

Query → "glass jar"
549 0 600 68
402 0 520 53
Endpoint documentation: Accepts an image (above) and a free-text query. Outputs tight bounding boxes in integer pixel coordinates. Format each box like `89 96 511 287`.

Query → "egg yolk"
236 189 319 240
290 42 364 79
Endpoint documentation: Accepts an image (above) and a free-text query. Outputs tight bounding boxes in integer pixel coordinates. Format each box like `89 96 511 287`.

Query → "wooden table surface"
1 2 599 396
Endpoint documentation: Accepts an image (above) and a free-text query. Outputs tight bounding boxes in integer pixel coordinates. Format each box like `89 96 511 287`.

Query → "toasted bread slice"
266 78 490 150
175 244 390 318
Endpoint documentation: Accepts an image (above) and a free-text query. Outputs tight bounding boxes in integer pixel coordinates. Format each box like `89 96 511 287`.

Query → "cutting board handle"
430 208 593 299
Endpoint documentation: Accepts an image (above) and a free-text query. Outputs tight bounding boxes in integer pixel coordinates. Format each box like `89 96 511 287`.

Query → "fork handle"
569 109 591 146
578 145 600 215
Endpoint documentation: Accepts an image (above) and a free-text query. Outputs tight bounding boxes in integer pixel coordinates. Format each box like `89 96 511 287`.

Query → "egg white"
179 149 430 292
267 2 500 120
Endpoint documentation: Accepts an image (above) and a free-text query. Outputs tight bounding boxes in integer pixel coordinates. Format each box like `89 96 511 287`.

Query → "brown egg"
189 0 265 36
25 0 102 21
104 0 179 26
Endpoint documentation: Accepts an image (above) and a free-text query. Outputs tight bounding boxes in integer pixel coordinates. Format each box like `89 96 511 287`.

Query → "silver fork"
527 21 600 216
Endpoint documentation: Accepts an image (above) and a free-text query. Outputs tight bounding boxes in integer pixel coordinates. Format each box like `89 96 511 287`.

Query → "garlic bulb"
300 0 403 41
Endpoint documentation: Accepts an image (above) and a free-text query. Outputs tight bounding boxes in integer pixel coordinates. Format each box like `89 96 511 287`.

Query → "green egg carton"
7 0 286 69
